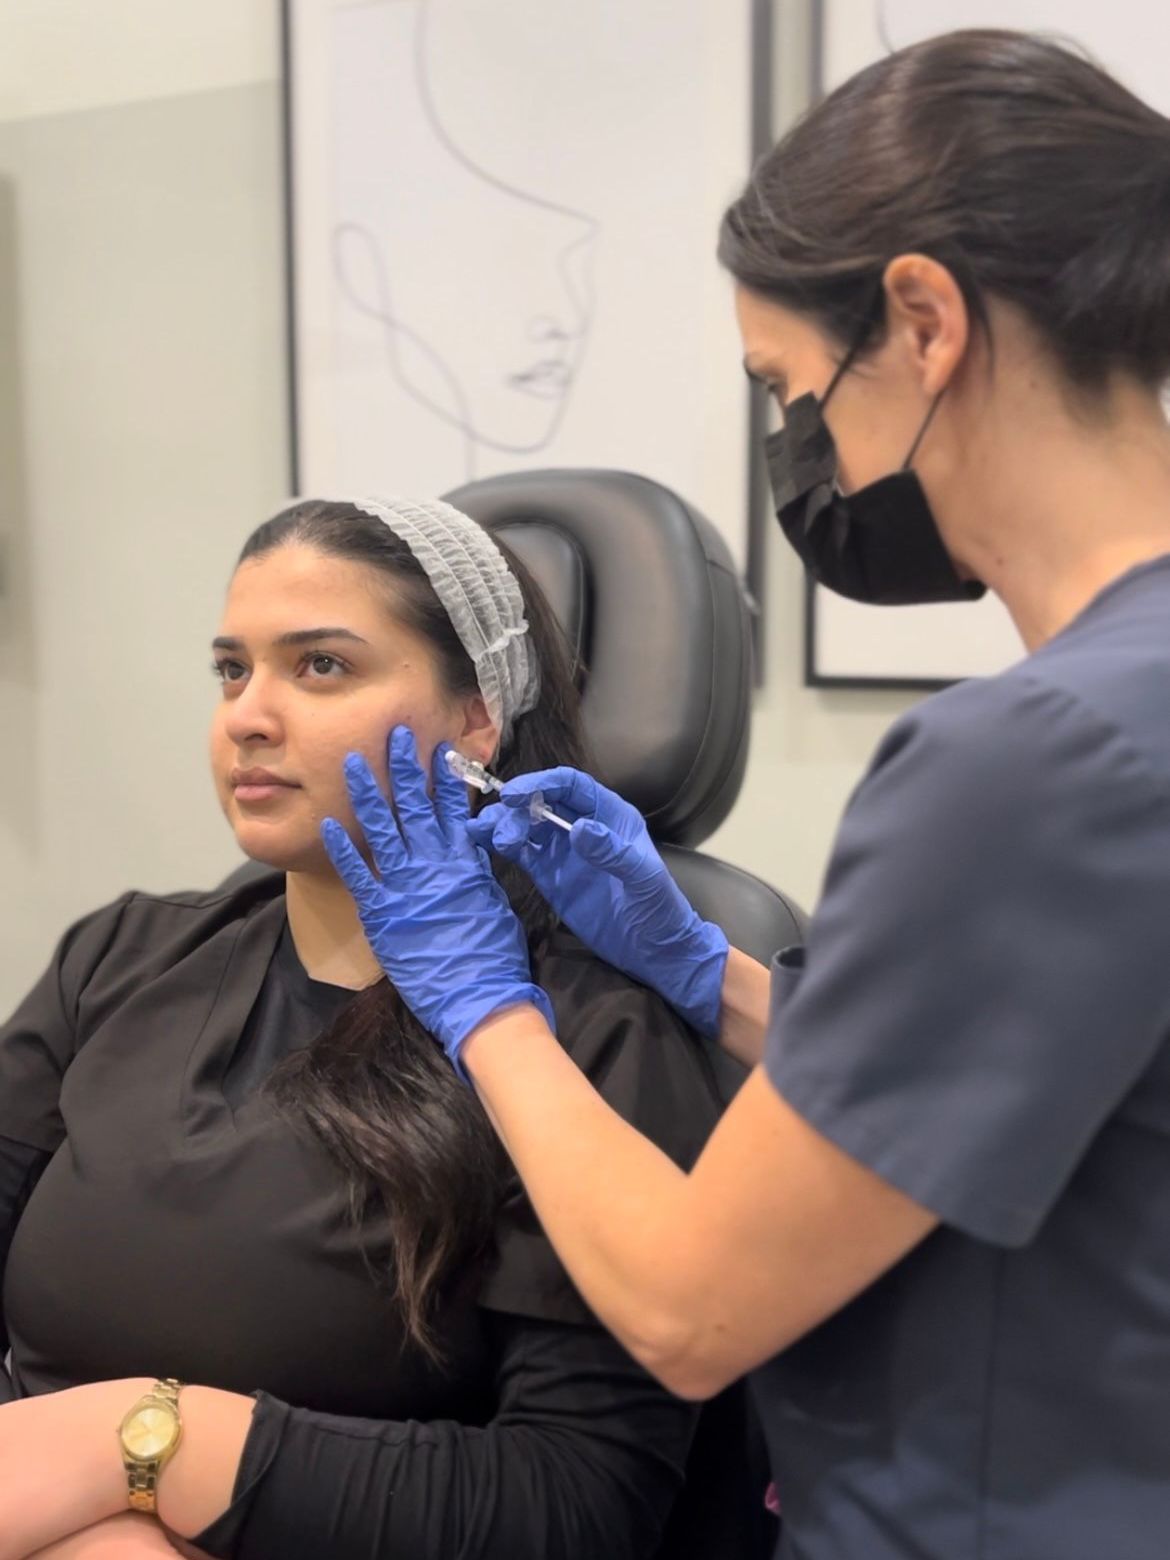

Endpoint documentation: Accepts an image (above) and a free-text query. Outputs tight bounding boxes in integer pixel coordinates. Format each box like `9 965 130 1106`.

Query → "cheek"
294 713 368 823
208 710 232 798
831 408 895 492
296 691 455 813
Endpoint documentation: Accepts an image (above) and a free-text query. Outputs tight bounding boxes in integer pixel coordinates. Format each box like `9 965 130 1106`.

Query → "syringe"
444 749 573 832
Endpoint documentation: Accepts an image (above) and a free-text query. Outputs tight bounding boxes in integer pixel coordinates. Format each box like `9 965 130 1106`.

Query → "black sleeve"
0 1134 52 1403
479 934 725 1325
0 897 131 1151
0 900 132 1402
190 1310 698 1560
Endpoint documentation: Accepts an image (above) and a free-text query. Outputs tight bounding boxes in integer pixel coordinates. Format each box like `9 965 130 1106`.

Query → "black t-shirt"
756 555 1170 1560
0 876 723 1555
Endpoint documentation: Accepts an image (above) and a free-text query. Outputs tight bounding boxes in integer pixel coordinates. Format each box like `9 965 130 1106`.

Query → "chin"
230 820 331 876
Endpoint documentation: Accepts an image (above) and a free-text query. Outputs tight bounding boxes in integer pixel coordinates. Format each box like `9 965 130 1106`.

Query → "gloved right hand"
465 767 729 1038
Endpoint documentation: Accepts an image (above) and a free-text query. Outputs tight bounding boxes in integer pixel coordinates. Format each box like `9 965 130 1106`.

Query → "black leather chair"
444 469 803 1560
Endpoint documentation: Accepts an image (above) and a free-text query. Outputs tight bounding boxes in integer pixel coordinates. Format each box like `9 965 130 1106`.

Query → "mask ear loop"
819 276 887 409
820 275 948 470
902 386 946 470
819 337 862 409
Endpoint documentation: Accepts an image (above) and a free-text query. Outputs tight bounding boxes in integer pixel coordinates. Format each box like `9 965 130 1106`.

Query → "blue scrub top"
755 554 1170 1559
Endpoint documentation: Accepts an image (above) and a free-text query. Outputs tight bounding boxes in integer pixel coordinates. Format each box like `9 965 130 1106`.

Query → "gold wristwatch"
118 1378 184 1513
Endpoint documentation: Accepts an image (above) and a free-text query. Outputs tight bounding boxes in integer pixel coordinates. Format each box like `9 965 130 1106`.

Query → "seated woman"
0 498 724 1560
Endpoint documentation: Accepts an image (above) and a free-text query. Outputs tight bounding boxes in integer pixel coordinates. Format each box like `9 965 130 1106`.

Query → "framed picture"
805 578 1024 689
805 0 1110 688
283 0 778 613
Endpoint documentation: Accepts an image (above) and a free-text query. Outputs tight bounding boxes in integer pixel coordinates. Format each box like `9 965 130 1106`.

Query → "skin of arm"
717 946 770 1067
25 1513 206 1559
0 1380 252 1560
462 1003 938 1401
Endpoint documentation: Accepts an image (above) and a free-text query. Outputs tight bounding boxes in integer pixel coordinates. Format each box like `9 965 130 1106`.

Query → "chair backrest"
443 468 750 848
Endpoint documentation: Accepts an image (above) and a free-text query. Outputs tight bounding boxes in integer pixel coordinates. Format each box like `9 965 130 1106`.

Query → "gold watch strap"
127 1466 161 1514
125 1378 184 1515
151 1377 184 1411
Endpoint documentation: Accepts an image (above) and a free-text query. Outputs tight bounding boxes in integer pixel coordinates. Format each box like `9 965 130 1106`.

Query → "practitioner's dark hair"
720 29 1170 390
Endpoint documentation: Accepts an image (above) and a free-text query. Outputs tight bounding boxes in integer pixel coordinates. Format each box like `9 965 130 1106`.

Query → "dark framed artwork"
805 577 1024 689
805 0 1043 688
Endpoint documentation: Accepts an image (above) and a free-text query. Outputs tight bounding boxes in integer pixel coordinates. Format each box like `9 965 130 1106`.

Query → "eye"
299 652 350 681
212 658 248 689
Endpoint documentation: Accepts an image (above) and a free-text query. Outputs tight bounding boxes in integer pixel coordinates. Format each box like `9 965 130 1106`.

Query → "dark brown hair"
238 500 589 1359
719 29 1170 390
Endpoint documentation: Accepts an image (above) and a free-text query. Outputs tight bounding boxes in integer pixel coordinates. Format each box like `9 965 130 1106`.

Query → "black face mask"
763 349 986 607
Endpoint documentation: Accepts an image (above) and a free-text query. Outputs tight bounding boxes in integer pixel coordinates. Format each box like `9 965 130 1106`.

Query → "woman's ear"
882 253 969 397
458 694 500 766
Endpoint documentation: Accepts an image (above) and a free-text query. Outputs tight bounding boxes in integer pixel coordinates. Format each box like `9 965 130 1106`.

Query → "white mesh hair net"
351 495 540 744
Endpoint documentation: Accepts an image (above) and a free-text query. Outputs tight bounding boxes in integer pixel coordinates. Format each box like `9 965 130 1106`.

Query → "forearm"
26 1513 203 1558
463 1008 708 1382
156 1386 256 1540
0 1377 252 1560
717 946 770 1066
189 1315 692 1560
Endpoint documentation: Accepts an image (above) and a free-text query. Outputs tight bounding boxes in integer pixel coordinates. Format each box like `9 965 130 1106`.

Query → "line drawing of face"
330 0 601 479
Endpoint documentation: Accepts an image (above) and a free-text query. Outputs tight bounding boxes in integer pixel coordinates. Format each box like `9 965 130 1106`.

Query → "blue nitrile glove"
465 767 729 1038
321 726 556 1074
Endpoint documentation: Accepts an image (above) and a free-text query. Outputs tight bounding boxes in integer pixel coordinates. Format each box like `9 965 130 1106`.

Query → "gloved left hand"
321 725 555 1074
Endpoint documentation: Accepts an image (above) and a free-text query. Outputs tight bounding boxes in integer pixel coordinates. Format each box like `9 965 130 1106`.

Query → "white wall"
0 0 921 1014
706 0 921 912
0 2 289 1008
706 524 918 919
0 0 278 121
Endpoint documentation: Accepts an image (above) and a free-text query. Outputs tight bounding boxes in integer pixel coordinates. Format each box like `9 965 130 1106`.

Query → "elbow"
623 1315 737 1403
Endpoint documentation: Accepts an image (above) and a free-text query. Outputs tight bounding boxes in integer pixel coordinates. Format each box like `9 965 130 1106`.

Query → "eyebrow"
211 627 371 652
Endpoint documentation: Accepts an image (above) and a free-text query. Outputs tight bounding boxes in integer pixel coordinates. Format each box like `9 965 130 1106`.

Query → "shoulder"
56 873 285 1013
533 928 725 1171
807 664 1170 989
858 667 1166 841
114 872 284 931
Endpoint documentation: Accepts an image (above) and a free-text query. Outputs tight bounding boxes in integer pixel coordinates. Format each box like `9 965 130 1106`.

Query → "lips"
507 359 572 397
230 767 298 789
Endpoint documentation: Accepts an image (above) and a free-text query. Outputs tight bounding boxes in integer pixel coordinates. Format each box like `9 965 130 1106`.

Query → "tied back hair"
238 500 590 1360
719 28 1170 393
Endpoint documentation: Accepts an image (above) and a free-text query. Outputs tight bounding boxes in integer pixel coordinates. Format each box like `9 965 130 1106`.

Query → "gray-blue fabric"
756 554 1170 1559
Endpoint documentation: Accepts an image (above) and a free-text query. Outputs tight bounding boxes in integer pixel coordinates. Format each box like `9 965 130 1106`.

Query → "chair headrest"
443 469 752 848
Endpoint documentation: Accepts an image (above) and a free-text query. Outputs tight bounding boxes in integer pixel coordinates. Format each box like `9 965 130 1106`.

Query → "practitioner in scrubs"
319 30 1170 1560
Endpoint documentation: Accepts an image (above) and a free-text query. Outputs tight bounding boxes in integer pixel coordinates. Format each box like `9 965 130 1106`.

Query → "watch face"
123 1405 177 1461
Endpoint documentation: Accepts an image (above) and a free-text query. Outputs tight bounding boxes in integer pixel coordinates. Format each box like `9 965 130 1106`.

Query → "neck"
941 375 1170 650
284 868 382 990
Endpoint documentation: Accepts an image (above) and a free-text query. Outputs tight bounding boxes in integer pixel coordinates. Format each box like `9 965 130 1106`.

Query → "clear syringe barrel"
445 750 571 831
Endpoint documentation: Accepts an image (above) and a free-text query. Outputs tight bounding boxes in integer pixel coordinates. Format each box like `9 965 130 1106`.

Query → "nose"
221 669 285 749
